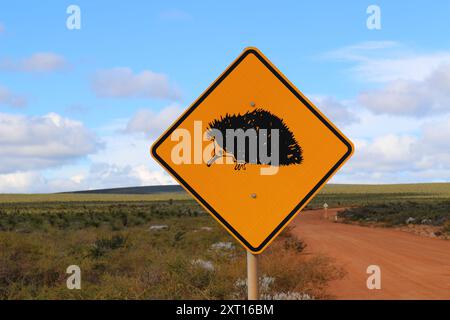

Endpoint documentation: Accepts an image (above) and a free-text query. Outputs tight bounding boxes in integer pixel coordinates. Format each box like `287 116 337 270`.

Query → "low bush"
338 201 450 227
0 199 344 299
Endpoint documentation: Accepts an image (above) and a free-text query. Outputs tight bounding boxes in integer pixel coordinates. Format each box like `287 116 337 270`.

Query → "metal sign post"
247 251 259 300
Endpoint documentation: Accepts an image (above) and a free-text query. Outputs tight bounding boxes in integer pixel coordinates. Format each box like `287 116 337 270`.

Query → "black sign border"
152 48 353 253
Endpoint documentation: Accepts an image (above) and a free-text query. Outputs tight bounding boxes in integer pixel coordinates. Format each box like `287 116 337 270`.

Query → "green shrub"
90 234 127 258
339 201 450 227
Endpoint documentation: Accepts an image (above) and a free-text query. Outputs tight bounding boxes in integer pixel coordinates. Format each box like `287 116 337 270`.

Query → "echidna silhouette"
205 109 303 170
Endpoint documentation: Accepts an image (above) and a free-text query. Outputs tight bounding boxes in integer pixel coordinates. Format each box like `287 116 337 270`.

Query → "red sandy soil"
292 208 450 300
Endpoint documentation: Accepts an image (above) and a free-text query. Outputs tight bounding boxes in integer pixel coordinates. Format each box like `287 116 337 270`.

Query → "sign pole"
247 250 259 300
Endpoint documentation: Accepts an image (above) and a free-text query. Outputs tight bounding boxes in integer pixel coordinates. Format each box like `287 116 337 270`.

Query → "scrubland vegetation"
0 200 343 299
338 202 450 236
1 182 449 299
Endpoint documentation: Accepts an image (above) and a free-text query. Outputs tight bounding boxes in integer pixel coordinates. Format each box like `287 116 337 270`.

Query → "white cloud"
0 171 43 193
0 164 174 193
83 163 173 189
125 104 183 137
413 118 450 172
333 134 417 184
91 67 180 100
347 135 417 173
0 116 174 193
309 96 358 126
353 53 450 83
419 117 450 152
0 52 68 73
0 112 101 174
131 164 174 185
358 64 450 116
326 42 450 117
318 42 450 182
325 41 400 61
334 115 450 183
86 121 175 188
63 127 175 191
90 126 152 168
344 110 423 139
326 41 450 83
0 85 27 108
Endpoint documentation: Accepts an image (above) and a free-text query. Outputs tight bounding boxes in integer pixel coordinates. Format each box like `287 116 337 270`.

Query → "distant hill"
67 185 185 195
65 182 450 196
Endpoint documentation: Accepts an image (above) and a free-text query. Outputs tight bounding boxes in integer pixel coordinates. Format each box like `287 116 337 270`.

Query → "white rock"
263 292 314 300
211 242 234 250
149 225 168 231
405 217 415 224
191 259 214 271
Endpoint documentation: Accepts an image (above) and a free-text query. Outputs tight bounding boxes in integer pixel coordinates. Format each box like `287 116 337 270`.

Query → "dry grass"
321 183 450 196
0 200 344 300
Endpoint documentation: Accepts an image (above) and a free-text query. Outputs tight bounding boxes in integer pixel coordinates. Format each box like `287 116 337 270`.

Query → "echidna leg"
222 152 237 165
234 161 246 170
206 154 222 167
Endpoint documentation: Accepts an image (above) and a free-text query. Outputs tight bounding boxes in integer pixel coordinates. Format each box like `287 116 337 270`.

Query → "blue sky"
1 1 450 192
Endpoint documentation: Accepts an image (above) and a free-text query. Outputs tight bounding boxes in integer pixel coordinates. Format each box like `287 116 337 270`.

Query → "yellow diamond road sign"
151 47 354 253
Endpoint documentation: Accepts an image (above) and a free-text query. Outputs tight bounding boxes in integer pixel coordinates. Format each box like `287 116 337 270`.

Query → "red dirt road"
292 209 450 299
